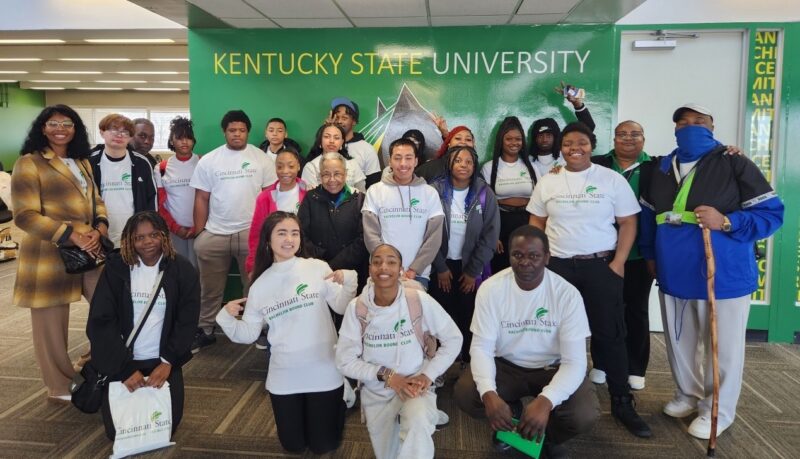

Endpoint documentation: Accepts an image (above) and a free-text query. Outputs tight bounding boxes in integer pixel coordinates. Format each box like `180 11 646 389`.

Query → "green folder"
495 418 545 458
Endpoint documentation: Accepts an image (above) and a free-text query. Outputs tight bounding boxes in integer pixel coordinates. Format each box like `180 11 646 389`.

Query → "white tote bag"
108 381 175 458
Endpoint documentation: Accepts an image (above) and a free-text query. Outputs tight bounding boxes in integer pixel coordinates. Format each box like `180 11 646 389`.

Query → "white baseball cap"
673 103 713 122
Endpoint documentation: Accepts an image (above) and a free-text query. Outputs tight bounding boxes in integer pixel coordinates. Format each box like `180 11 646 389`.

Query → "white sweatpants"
361 388 438 459
660 292 750 428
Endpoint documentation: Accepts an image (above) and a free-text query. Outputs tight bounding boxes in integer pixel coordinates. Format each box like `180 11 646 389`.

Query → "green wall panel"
0 85 45 170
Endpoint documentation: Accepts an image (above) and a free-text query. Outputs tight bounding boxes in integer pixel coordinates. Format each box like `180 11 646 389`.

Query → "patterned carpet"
0 257 798 458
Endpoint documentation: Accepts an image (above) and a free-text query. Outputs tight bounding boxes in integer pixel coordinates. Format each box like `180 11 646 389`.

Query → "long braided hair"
119 211 176 266
487 116 535 191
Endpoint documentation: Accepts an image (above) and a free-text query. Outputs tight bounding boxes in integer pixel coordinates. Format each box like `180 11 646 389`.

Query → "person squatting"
10 91 783 458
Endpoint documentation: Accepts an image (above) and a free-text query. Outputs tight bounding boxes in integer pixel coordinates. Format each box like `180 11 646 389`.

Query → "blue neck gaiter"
674 125 721 163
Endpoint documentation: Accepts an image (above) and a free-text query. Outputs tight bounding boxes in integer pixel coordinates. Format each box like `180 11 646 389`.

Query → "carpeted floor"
0 257 798 458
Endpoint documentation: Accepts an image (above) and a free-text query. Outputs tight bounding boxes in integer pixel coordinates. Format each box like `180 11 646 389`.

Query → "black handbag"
70 271 165 413
57 161 113 274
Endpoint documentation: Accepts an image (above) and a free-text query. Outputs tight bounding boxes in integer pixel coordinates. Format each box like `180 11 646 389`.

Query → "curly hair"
167 116 196 152
119 211 176 266
251 211 306 282
20 104 91 159
486 116 535 191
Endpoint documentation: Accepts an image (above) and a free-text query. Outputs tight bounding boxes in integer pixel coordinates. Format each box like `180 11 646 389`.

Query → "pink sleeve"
247 194 269 273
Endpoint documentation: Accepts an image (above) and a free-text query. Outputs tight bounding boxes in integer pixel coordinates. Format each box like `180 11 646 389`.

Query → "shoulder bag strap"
125 270 165 349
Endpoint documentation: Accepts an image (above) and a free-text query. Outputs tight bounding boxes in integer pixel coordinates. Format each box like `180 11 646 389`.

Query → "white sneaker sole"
663 404 697 418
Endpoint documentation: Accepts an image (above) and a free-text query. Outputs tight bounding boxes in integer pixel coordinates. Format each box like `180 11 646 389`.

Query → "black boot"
542 441 569 459
611 394 652 438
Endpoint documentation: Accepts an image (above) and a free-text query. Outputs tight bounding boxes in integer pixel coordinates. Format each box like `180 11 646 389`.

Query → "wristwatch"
377 366 389 382
722 216 732 233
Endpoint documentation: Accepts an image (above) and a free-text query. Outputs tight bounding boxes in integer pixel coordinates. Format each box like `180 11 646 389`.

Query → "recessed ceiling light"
95 80 146 84
118 71 179 75
0 39 65 44
0 58 42 62
43 71 103 74
159 80 189 84
30 87 65 90
0 71 27 74
77 87 122 91
134 87 182 91
84 39 174 44
30 79 80 83
59 58 131 62
148 58 189 62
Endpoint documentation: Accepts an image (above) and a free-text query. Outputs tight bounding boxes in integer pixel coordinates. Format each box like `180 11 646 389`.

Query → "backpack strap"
355 297 369 354
404 288 427 355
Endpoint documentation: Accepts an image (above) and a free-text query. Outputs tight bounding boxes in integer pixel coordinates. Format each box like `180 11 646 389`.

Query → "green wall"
0 85 45 170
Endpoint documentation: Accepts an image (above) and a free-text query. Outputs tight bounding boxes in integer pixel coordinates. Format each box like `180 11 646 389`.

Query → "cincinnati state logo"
295 283 309 295
241 161 251 169
393 319 407 332
409 198 420 207
585 185 597 194
151 410 162 422
520 171 528 177
121 172 132 184
535 307 548 319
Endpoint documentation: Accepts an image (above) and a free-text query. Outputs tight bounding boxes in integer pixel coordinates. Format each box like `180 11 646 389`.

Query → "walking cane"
702 227 720 457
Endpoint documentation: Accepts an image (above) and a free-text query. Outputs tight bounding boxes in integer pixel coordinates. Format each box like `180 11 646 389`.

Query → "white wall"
618 0 800 24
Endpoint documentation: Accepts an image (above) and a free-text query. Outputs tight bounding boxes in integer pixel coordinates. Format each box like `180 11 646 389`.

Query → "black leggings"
491 209 529 274
429 259 475 362
269 385 346 454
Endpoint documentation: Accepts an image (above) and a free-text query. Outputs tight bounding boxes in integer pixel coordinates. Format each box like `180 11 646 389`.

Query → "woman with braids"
301 122 367 192
416 124 475 183
12 104 108 401
479 116 536 273
216 211 357 454
87 211 200 440
156 116 200 266
430 146 500 365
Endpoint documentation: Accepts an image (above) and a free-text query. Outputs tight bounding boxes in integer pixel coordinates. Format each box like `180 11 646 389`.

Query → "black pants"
430 259 475 362
101 359 184 441
269 385 346 454
491 209 529 274
454 358 599 445
548 256 630 396
623 258 654 377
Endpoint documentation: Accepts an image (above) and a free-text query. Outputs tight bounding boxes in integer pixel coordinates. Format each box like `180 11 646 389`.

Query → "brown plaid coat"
11 149 107 309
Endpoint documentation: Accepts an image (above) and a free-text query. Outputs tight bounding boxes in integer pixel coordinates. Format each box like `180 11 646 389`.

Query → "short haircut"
98 113 135 136
508 225 550 254
275 147 302 165
370 243 403 264
319 152 348 172
220 110 252 131
132 118 154 128
267 117 286 128
389 138 418 157
560 121 597 150
615 120 644 134
333 103 359 122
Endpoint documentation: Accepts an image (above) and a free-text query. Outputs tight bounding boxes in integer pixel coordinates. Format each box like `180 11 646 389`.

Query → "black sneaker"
542 441 569 459
255 330 269 350
191 329 216 354
611 394 652 438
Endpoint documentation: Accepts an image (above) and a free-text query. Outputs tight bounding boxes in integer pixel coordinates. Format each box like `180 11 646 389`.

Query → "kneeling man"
455 225 598 457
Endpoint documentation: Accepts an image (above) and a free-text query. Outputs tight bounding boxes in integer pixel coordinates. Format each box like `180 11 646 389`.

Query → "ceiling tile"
510 13 565 24
246 0 343 19
337 0 426 18
518 0 581 15
431 15 509 26
223 18 280 28
351 17 429 27
273 18 353 28
430 0 518 16
187 0 261 19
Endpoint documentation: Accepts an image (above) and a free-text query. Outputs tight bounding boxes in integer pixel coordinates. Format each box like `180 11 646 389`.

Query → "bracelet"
384 369 396 388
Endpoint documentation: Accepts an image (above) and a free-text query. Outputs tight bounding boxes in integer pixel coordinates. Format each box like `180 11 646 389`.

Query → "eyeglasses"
45 120 75 129
320 172 345 180
614 132 644 140
106 129 131 138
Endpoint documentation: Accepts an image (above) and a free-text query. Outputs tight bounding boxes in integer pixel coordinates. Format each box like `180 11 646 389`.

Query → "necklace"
563 165 593 207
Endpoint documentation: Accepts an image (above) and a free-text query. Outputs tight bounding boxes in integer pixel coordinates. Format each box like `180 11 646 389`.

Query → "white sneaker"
49 394 71 402
628 375 646 390
663 395 697 418
343 380 357 409
688 415 730 440
588 368 606 384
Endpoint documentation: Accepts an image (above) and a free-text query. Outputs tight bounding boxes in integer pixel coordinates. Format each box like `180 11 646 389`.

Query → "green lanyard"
655 159 698 225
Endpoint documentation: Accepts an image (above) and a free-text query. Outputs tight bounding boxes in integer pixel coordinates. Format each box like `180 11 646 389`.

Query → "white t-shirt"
447 188 469 260
480 159 533 200
526 164 640 258
190 144 276 235
301 155 367 191
347 139 382 175
216 257 357 395
99 153 135 246
59 157 88 195
155 154 199 228
363 181 445 279
531 154 566 181
470 268 590 406
130 256 167 361
275 185 301 214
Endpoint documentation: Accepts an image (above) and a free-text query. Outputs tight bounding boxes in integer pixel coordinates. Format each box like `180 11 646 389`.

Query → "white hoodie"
217 257 357 395
336 281 462 399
